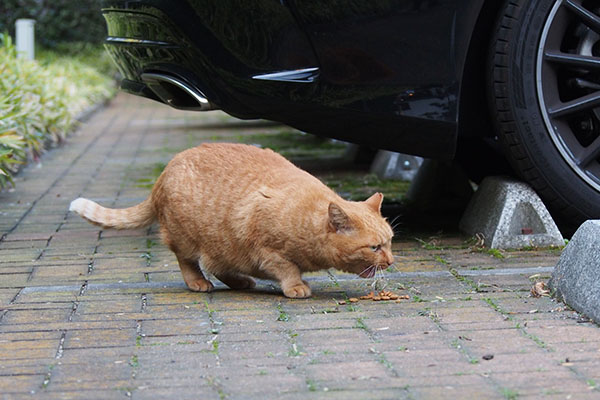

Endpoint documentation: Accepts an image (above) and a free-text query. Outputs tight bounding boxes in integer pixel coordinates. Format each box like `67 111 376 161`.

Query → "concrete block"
549 220 600 324
370 150 423 181
459 176 564 249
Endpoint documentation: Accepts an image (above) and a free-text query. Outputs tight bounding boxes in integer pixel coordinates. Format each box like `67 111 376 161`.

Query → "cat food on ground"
354 290 409 302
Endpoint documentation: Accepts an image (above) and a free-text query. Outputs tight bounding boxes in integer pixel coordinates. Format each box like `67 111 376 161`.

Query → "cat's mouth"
358 268 377 279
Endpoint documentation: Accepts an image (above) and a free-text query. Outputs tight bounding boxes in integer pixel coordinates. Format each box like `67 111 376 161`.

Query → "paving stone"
1 93 599 399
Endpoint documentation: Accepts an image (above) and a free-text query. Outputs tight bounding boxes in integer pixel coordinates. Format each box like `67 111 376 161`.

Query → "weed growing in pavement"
587 379 597 390
287 330 303 357
326 270 340 287
484 297 550 351
450 268 487 293
306 379 318 392
206 376 227 399
276 302 290 322
41 363 55 389
211 340 220 355
129 354 139 368
434 255 450 265
501 387 519 400
415 237 446 250
412 295 427 303
354 317 368 331
377 353 394 371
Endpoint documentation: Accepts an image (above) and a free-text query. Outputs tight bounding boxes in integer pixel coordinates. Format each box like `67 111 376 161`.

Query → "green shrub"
0 33 116 187
0 0 105 48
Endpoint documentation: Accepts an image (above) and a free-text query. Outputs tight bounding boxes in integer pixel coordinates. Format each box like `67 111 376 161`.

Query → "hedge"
0 34 116 187
0 0 105 48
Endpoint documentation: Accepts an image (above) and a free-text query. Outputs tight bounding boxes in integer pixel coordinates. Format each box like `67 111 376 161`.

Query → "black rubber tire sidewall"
489 0 600 233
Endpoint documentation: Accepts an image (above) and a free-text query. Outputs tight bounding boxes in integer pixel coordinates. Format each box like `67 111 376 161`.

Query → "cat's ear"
328 203 353 233
364 192 383 213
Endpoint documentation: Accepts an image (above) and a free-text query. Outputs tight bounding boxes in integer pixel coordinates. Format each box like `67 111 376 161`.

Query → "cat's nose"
385 251 394 266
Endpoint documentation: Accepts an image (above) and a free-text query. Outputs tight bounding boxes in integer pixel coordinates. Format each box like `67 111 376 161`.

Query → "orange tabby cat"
70 143 394 298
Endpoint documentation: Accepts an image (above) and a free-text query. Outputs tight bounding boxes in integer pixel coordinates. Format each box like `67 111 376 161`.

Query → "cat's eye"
370 245 381 252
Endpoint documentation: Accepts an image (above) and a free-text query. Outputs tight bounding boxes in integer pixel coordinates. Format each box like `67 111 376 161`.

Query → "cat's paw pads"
186 278 214 292
283 282 312 298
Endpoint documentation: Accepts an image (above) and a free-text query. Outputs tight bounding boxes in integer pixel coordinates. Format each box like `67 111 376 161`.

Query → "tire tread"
487 0 583 232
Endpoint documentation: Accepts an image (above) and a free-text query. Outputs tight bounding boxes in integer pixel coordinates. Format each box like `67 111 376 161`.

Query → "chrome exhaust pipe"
140 72 217 111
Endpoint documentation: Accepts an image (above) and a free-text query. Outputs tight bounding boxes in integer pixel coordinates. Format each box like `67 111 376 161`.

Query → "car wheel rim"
537 0 600 193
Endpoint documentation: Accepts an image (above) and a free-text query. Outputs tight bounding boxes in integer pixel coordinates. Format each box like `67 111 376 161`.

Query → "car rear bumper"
101 0 458 158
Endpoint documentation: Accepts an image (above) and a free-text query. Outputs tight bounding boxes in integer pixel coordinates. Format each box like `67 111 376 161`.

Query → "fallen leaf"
531 281 550 297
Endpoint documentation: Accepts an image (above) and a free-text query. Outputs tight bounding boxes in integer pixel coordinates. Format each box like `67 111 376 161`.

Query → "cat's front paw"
283 282 312 298
186 278 214 292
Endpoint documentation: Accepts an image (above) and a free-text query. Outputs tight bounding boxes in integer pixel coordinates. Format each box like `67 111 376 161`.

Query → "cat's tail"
69 197 156 230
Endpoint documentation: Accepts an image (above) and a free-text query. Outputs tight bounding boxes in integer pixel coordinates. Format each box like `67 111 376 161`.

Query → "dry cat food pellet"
360 291 375 300
395 295 410 302
346 291 409 304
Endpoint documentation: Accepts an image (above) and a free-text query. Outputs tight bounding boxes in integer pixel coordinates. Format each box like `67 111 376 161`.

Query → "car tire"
488 0 600 234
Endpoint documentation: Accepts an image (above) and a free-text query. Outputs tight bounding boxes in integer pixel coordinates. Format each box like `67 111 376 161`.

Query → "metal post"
15 19 35 60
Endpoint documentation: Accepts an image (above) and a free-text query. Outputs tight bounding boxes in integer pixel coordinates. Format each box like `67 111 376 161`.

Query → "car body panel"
101 0 488 159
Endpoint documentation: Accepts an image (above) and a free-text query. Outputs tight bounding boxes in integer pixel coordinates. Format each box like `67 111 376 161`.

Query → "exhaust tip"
140 73 217 111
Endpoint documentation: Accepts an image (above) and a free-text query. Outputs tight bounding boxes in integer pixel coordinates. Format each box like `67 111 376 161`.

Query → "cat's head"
327 193 395 277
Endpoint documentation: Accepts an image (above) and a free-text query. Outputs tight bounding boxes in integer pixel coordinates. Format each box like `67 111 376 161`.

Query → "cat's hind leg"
213 272 256 290
175 254 214 292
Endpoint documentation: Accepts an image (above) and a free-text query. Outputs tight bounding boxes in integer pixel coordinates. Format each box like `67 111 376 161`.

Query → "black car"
101 0 600 231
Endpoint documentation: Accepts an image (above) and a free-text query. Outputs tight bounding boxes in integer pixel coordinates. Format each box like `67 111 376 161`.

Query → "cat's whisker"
391 222 402 237
389 214 402 227
372 265 389 291
359 264 376 277
387 262 400 272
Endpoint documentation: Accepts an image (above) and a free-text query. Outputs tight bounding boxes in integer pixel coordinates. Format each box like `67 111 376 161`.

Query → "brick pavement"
1 93 600 399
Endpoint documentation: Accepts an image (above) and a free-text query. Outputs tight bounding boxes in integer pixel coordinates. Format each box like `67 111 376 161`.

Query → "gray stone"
459 176 564 249
550 220 600 324
370 150 423 181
